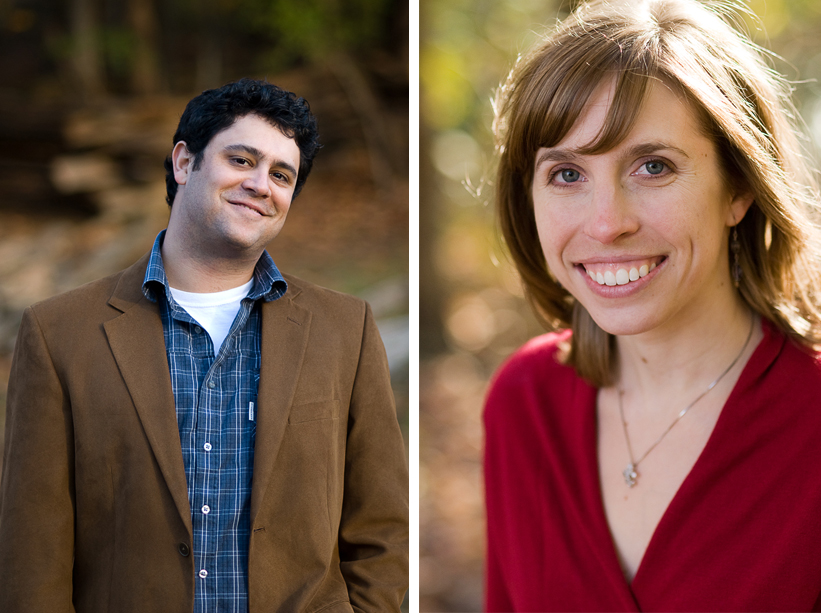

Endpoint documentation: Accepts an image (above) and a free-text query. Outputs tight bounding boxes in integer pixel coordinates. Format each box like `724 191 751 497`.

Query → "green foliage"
237 0 393 64
99 28 141 77
421 0 571 139
46 27 139 77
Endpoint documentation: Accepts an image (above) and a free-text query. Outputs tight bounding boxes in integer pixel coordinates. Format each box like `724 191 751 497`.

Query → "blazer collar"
103 253 193 534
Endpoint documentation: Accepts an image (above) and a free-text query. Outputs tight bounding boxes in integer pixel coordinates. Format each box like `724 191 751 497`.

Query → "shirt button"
207 380 216 389
193 325 202 334
198 569 208 579
178 543 190 557
203 443 212 451
201 505 210 515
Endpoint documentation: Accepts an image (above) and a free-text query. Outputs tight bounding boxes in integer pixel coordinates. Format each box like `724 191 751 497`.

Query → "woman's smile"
578 256 664 286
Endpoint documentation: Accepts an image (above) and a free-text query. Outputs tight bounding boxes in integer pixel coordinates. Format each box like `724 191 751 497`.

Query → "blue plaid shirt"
142 231 287 613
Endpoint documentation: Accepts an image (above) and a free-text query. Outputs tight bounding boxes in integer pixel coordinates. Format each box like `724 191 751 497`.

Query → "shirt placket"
188 319 219 610
199 300 256 611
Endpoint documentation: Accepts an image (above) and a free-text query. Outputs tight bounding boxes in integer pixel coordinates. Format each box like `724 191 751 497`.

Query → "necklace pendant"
623 463 638 488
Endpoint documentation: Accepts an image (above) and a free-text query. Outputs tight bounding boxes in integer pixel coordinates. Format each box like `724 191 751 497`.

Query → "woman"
484 0 821 610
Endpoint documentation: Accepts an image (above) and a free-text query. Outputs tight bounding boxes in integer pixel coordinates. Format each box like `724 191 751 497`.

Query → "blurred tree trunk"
196 0 222 91
326 51 396 192
128 0 161 95
70 0 104 98
420 122 447 356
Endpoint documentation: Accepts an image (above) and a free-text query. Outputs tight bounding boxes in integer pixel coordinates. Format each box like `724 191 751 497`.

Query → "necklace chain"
617 316 755 488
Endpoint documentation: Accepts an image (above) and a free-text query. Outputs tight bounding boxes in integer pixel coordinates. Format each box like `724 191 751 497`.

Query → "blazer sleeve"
0 306 77 612
338 304 409 612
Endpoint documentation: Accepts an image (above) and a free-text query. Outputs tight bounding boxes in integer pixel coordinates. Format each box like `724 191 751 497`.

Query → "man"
0 79 408 612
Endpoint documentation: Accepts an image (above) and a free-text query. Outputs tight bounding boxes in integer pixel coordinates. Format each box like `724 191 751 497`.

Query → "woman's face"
531 79 752 338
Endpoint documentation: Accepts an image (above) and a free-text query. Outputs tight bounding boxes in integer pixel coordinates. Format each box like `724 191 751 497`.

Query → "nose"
242 167 271 197
584 183 639 243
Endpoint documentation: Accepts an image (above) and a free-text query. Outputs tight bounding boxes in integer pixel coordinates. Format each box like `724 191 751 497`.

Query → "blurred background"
0 0 409 606
420 0 821 610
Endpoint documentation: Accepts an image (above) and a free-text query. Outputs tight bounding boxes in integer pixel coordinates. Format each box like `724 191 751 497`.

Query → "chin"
581 306 663 338
223 226 281 251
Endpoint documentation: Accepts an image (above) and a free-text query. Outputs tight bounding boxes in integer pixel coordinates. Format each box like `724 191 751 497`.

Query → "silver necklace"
617 316 754 488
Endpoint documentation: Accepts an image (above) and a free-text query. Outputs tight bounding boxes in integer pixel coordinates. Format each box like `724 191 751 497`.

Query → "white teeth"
586 261 658 286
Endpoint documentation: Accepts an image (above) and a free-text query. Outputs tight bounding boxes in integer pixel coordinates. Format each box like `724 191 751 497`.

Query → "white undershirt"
169 279 254 355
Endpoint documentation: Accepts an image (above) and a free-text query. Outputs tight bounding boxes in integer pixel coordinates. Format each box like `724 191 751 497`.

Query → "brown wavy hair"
494 0 821 387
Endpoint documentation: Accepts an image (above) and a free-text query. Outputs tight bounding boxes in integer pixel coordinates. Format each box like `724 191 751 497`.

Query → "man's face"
170 113 301 259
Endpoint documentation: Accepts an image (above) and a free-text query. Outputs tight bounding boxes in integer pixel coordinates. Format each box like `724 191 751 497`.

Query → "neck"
614 293 760 412
161 229 260 293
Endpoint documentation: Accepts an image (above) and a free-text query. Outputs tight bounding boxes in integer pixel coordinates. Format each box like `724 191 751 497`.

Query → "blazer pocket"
288 398 338 423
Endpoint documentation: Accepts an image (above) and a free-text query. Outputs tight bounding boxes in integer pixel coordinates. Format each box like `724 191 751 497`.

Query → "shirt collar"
142 230 288 304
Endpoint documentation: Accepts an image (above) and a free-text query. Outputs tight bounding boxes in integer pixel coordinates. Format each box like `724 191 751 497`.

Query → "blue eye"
644 161 665 175
559 169 581 183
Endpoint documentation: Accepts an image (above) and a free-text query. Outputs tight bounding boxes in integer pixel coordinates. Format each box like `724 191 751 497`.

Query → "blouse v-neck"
485 319 821 612
592 319 777 601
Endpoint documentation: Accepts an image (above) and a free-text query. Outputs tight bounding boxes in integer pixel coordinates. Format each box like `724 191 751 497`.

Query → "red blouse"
484 320 821 611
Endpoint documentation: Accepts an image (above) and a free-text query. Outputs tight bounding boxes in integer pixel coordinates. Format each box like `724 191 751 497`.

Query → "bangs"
505 24 668 177
538 69 653 156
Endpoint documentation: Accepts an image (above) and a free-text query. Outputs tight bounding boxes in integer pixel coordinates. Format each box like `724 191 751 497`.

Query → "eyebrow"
223 144 298 178
534 141 690 170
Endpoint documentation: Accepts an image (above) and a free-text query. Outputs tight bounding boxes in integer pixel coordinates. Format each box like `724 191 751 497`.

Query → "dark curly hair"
164 78 321 205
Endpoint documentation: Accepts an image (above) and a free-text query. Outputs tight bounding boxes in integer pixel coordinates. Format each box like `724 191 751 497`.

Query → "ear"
171 141 194 186
726 191 755 227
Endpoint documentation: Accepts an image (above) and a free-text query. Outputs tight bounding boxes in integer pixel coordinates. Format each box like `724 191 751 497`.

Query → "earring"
731 227 741 288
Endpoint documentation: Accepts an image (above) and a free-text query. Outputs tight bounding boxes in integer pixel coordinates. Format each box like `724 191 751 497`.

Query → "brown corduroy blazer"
0 252 409 612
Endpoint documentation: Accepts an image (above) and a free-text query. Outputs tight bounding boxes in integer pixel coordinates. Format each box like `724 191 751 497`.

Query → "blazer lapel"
103 255 192 534
250 286 312 522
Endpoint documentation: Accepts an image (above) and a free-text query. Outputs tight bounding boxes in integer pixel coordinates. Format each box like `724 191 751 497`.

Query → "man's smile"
228 199 268 216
